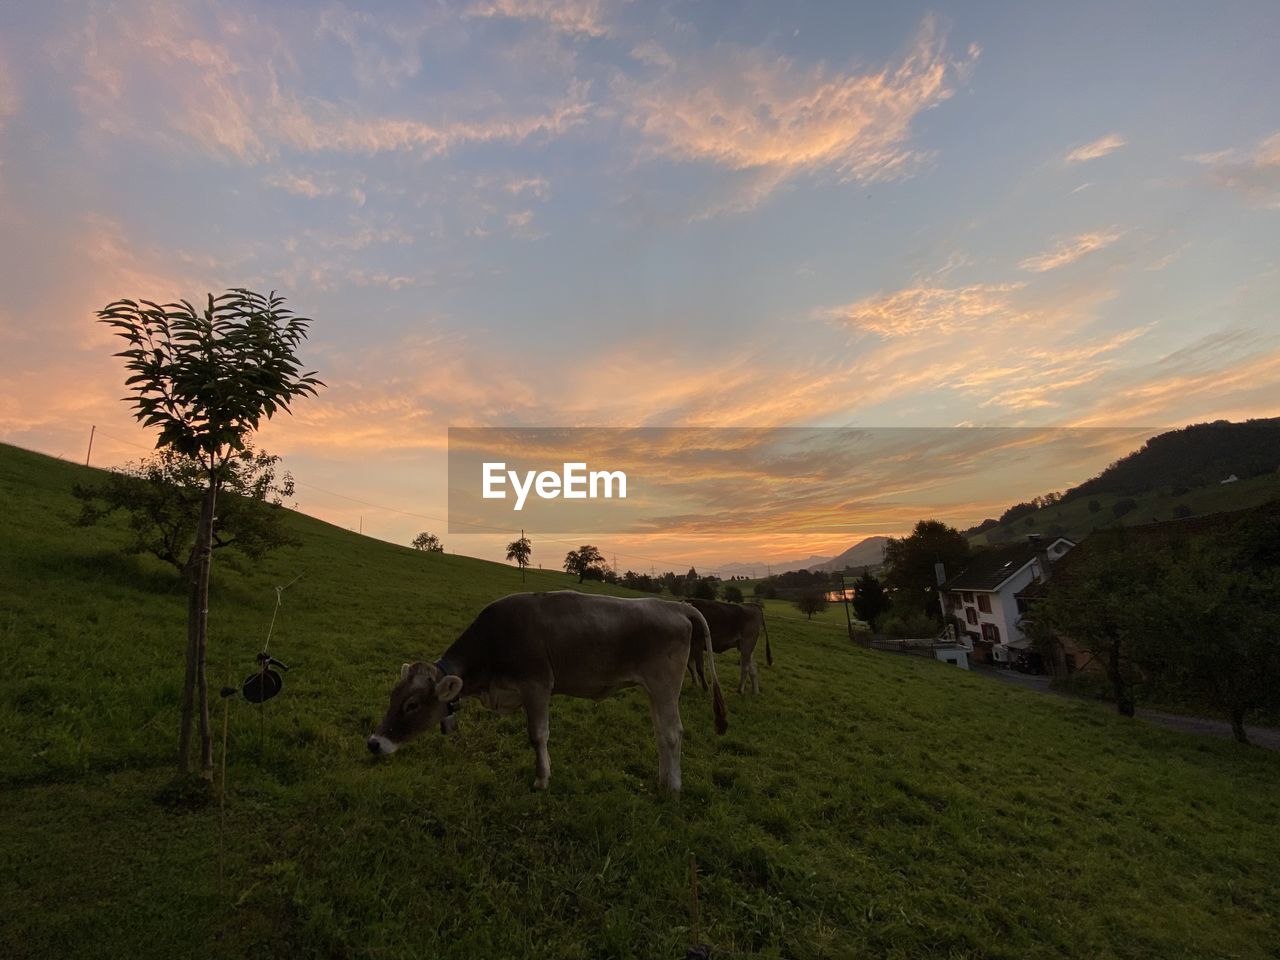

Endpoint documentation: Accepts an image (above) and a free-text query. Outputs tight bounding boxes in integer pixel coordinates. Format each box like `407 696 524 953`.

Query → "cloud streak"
1189 131 1280 208
1065 133 1126 163
1019 230 1122 272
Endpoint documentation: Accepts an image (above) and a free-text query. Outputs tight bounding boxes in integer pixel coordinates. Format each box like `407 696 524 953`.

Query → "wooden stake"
85 425 95 467
688 854 702 945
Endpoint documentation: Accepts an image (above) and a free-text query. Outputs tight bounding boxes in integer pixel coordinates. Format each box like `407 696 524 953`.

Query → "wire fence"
5 423 761 579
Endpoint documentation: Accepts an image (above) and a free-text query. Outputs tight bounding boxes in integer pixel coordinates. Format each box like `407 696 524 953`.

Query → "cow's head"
367 661 463 755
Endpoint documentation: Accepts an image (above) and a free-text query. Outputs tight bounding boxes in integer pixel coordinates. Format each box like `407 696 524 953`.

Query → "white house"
938 535 1075 668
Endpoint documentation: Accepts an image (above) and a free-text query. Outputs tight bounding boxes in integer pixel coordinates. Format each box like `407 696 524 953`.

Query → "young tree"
563 545 605 583
412 532 444 552
506 534 532 580
722 584 744 603
883 519 970 618
73 445 297 573
98 290 322 779
851 569 891 631
1037 530 1163 717
795 590 829 620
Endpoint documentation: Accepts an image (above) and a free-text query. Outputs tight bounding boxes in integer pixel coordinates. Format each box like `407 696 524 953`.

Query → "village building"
939 535 1075 669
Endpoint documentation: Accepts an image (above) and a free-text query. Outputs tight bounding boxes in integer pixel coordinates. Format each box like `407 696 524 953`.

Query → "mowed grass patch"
1 443 1279 959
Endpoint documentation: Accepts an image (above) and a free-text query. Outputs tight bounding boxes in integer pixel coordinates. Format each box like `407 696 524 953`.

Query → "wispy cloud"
824 282 1026 337
618 18 977 213
71 1 592 165
1065 133 1127 163
1189 131 1280 208
465 0 612 38
1019 230 1122 272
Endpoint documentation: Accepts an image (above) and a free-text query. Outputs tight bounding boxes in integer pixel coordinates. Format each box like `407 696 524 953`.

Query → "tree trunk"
177 568 201 775
195 482 217 780
1109 644 1135 717
1230 709 1250 745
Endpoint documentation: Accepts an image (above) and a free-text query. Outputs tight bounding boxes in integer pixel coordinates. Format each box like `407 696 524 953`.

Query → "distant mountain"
817 536 890 572
715 554 831 578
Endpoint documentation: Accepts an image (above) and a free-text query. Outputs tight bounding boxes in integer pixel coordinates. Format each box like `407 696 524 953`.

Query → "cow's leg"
523 689 552 791
740 634 761 694
648 687 684 793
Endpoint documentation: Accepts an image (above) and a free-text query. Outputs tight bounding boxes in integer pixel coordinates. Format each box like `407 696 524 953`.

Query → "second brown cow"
686 597 772 694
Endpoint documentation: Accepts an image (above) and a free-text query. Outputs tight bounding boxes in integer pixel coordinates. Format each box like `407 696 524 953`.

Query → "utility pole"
85 425 95 467
839 572 854 640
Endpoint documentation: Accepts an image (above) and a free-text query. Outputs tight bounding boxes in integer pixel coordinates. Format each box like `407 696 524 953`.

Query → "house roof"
942 537 1074 593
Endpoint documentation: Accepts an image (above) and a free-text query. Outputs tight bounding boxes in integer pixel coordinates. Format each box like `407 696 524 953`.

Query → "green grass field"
2 442 1279 959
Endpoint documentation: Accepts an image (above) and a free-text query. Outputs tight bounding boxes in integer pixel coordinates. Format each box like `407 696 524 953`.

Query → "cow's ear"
435 675 463 703
400 662 413 680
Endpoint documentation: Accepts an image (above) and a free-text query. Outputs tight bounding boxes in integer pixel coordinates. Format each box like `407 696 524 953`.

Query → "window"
981 622 1001 643
966 608 978 625
963 592 975 604
977 594 991 613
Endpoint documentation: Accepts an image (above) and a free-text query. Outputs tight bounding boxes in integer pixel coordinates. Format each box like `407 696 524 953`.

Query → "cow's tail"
689 607 727 735
761 608 773 667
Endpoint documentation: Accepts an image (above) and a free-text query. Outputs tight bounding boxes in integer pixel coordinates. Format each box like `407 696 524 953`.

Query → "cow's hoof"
532 778 549 791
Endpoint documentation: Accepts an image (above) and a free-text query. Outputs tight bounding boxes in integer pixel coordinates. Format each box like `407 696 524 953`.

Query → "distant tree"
564 545 605 583
74 445 297 576
693 577 718 600
795 590 828 620
851 570 890 631
1112 498 1139 519
884 519 970 618
412 532 444 553
722 584 744 603
506 535 532 580
95 289 322 780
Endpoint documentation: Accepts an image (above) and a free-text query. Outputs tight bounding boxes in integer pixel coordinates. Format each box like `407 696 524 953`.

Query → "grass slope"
2 443 1279 959
969 473 1280 546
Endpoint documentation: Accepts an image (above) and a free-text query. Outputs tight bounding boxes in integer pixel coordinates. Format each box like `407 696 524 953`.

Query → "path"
972 665 1280 752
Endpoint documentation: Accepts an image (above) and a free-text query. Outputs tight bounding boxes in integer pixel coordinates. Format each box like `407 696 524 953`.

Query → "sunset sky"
1 1 1278 572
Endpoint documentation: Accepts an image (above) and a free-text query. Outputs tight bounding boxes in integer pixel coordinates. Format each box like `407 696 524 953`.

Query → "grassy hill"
969 472 1280 547
2 443 1279 959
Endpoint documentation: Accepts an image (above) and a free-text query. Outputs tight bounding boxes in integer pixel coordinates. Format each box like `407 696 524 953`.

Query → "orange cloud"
1189 131 1280 208
618 18 976 211
71 0 592 165
1018 230 1123 273
824 282 1027 337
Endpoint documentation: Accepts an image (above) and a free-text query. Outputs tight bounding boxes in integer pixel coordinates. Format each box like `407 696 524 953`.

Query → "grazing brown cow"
368 591 727 792
686 598 772 694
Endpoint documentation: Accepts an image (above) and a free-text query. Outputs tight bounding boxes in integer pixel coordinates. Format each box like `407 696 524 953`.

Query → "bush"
881 612 939 639
722 585 744 603
1112 498 1139 519
1088 500 1101 514
1174 504 1194 519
